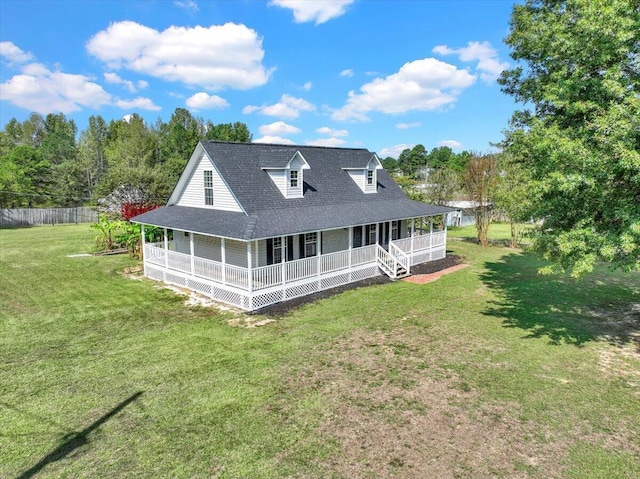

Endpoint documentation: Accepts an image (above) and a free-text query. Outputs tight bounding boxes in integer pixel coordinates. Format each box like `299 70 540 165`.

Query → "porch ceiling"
132 200 455 241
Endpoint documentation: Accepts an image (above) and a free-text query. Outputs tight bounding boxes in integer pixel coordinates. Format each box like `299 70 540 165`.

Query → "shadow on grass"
480 252 640 348
17 391 143 479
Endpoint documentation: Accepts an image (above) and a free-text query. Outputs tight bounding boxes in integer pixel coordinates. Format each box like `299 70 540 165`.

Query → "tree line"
0 108 252 208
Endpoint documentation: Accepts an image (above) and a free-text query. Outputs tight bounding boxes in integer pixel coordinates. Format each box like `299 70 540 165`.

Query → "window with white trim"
391 220 399 240
289 170 299 188
367 169 374 185
273 237 283 264
368 224 377 245
203 170 214 205
305 232 317 257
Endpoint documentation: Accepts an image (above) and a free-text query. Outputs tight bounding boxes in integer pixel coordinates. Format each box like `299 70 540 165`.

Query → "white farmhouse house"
132 141 455 311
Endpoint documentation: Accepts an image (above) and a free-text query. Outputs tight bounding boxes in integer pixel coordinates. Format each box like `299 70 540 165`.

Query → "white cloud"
396 122 422 129
302 81 312 91
0 63 111 114
339 68 354 77
0 41 34 64
316 126 348 137
258 121 301 136
115 96 161 111
253 135 295 145
185 92 229 110
175 0 198 12
137 80 149 89
269 0 354 24
104 72 139 92
433 41 508 84
438 139 463 149
378 143 414 159
305 137 346 147
332 58 476 121
86 21 273 90
243 94 316 118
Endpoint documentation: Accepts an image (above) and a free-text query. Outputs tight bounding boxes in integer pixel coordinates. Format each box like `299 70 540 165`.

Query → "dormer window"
344 154 381 194
204 170 214 205
289 170 299 188
261 149 309 199
367 169 374 185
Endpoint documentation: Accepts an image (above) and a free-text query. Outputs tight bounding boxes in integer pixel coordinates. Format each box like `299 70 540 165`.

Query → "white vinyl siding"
321 228 349 254
256 239 268 267
265 170 287 197
286 155 304 198
364 169 376 193
174 231 190 254
194 235 221 262
225 239 248 268
287 170 302 197
176 153 242 212
265 152 306 199
346 169 376 194
346 170 366 192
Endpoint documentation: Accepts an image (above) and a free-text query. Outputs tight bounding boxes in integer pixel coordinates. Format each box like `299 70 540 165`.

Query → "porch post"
317 231 322 280
247 241 253 294
189 232 195 274
140 225 146 271
348 226 353 280
430 217 434 250
281 236 286 286
163 228 168 268
410 219 415 255
221 238 226 285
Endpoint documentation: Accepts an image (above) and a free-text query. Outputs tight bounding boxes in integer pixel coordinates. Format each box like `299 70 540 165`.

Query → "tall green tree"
158 108 202 164
99 114 159 198
424 168 459 206
0 145 51 207
77 115 108 200
21 113 46 148
499 0 640 276
381 156 399 174
397 144 427 178
204 121 252 142
40 113 84 205
464 154 499 247
492 155 532 248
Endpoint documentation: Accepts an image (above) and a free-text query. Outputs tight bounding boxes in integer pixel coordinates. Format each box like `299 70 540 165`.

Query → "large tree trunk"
475 206 492 247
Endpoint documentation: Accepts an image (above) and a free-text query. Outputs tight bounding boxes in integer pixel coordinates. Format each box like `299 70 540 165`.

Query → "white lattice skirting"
144 263 380 311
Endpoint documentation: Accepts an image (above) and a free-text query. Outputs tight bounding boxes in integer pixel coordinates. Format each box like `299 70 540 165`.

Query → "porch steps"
376 245 410 279
378 260 409 279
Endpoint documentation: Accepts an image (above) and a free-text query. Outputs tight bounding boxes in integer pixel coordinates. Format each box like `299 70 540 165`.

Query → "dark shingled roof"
132 141 455 240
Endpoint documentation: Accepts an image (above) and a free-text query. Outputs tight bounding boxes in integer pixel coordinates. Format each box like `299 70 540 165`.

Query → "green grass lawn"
448 222 533 243
1 224 639 478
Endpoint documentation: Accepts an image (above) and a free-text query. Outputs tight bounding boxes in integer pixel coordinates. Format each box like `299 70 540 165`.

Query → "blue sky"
0 0 518 158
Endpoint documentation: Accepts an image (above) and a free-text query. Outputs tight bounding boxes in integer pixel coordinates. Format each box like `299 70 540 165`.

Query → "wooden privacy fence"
0 207 98 228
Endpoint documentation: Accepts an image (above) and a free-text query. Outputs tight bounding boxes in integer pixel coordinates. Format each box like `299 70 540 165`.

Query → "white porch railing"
144 243 377 292
391 230 446 254
389 242 410 272
142 231 446 311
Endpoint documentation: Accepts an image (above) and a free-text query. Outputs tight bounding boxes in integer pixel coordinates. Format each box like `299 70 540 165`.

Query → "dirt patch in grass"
594 303 640 392
272 327 569 478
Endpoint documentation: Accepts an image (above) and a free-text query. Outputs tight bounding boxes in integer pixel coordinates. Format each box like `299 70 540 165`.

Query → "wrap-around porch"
142 217 447 311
